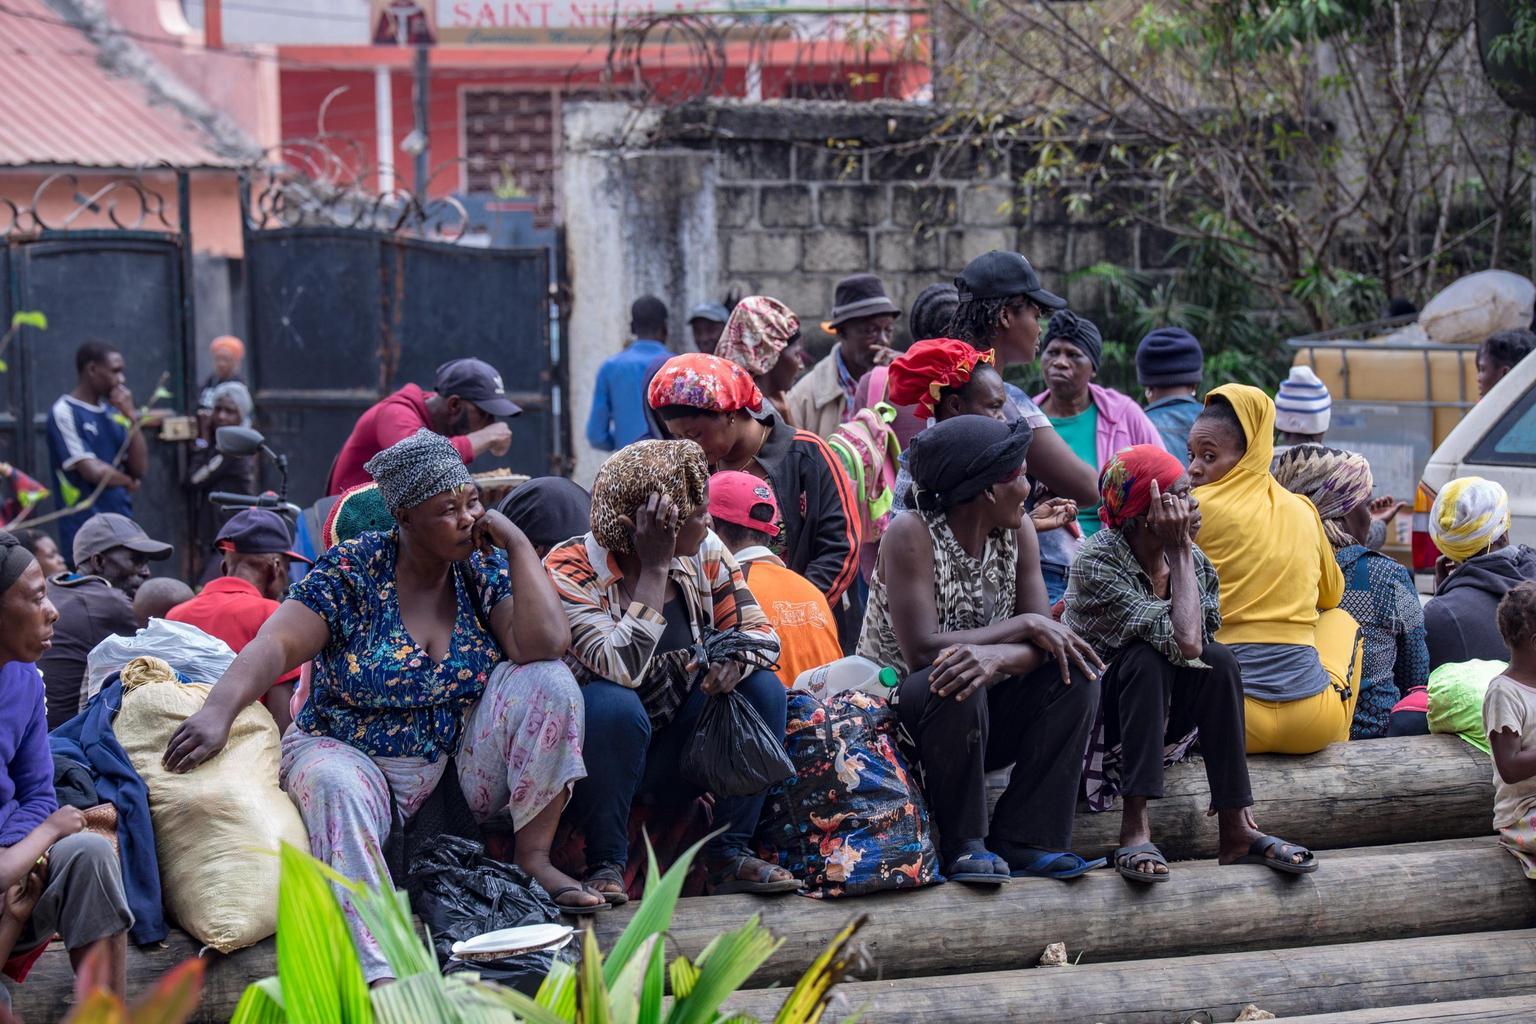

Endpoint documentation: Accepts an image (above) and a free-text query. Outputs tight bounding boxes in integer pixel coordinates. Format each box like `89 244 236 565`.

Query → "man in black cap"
686 301 730 356
788 273 902 439
586 295 671 452
167 508 313 730
327 357 520 494
38 514 173 728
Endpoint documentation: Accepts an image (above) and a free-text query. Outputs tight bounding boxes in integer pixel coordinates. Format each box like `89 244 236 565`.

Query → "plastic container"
794 656 900 700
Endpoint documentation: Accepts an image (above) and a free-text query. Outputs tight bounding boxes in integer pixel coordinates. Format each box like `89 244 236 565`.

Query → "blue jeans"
566 670 787 867
1041 564 1069 605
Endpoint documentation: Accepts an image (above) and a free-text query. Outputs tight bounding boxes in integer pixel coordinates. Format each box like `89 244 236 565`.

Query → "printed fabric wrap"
755 690 943 898
646 353 765 415
884 338 995 418
589 440 710 556
1097 443 1187 529
716 296 799 375
1431 476 1511 562
1273 444 1375 550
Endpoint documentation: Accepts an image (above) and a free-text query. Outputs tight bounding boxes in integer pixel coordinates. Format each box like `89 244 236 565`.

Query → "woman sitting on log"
1274 445 1428 740
1186 386 1362 755
858 414 1105 884
545 440 794 901
163 430 595 983
1063 446 1316 881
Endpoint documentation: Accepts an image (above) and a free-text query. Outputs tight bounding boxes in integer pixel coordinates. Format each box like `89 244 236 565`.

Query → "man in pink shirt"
326 358 520 494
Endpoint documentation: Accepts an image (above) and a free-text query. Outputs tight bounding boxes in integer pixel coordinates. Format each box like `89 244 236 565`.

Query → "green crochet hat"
323 483 394 549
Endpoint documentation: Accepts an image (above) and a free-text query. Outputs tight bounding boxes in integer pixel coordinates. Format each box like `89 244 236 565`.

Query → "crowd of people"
4 250 1536 998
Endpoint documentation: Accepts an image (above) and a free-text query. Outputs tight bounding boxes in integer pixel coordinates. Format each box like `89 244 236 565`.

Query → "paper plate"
451 923 574 962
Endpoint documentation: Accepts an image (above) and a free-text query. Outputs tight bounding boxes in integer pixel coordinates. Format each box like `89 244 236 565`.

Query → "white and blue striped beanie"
1274 365 1331 434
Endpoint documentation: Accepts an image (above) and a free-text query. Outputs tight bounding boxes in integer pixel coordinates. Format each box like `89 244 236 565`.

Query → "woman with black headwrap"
0 531 134 996
858 415 1105 885
162 431 599 983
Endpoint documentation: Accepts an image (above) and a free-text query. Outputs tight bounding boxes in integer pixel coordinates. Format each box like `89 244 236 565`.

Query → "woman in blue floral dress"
163 430 597 982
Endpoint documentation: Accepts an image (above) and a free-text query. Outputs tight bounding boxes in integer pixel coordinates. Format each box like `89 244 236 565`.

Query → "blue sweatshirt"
0 662 58 847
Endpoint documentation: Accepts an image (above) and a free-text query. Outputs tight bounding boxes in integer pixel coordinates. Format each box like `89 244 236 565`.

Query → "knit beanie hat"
1274 365 1332 435
1135 327 1204 387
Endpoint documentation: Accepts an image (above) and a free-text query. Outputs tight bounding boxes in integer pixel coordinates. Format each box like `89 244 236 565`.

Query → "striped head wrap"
1099 444 1187 529
1273 444 1375 549
1430 476 1511 562
363 429 473 514
590 440 710 555
1275 365 1331 434
0 530 36 593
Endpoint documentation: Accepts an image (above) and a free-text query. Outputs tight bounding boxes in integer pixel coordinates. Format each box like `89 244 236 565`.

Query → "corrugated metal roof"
0 0 238 169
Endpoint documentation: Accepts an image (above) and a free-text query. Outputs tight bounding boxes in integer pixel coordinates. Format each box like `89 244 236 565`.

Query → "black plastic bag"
407 834 563 994
681 688 796 798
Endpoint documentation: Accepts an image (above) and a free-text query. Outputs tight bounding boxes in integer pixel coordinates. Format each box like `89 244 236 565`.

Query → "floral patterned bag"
755 690 943 898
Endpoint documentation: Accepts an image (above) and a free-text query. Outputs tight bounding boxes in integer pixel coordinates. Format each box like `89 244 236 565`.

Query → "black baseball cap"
434 358 522 418
216 509 313 565
955 250 1068 310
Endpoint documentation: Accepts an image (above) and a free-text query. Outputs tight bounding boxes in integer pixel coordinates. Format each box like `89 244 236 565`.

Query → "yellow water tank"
1291 342 1477 448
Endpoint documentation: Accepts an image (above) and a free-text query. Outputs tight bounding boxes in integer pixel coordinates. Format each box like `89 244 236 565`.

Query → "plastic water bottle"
794 657 901 700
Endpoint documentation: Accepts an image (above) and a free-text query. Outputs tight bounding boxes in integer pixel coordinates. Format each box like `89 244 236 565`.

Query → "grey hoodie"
1423 544 1536 670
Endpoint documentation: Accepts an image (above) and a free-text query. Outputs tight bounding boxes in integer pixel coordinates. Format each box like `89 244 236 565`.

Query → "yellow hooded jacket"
1193 383 1343 647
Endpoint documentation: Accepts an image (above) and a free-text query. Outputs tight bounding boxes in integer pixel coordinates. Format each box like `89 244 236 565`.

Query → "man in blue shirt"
47 341 148 563
586 296 671 451
1135 327 1205 459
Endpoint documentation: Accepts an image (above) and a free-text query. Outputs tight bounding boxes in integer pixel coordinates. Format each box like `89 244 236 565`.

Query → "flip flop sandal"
1113 842 1170 884
1007 849 1107 880
550 885 609 916
584 864 630 906
1235 835 1318 875
946 851 1012 886
708 854 801 896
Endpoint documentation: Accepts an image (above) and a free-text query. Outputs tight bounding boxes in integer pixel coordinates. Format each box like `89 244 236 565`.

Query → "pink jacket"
1033 382 1168 466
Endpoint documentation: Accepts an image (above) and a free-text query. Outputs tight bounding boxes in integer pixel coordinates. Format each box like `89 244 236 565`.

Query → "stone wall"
560 99 1155 482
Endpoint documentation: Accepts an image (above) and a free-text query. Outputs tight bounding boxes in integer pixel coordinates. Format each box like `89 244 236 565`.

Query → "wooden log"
1039 735 1493 861
587 837 1535 990
1272 995 1536 1022
722 929 1536 1023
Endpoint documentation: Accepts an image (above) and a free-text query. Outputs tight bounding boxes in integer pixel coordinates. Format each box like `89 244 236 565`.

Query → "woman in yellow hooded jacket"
1186 384 1363 754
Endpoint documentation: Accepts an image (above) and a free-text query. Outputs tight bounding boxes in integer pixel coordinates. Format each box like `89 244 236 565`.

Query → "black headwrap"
909 415 1034 513
497 477 593 550
1043 309 1103 371
0 531 37 594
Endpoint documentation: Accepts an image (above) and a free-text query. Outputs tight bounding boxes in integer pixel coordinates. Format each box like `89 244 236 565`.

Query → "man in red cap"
167 509 312 730
708 471 841 687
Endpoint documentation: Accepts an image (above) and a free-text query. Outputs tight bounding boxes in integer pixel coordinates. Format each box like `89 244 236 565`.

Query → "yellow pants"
1243 608 1363 755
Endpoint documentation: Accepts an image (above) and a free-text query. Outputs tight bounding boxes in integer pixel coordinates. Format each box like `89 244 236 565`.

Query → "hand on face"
1145 478 1195 549
621 493 681 570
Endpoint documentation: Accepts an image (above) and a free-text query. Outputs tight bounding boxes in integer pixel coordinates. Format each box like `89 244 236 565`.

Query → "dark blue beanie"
1136 327 1203 387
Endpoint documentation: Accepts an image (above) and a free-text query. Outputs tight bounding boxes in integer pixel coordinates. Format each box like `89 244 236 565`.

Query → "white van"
1415 350 1536 574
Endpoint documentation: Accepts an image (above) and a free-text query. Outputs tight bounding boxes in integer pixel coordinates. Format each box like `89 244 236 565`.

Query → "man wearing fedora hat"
788 274 902 440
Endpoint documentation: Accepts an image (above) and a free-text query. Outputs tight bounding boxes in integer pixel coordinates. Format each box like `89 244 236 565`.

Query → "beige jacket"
786 350 848 440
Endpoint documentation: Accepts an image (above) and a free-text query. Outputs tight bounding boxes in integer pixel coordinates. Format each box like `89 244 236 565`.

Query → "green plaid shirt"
1063 528 1222 668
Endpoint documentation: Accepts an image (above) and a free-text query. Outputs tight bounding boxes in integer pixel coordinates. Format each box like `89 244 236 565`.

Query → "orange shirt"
737 548 842 688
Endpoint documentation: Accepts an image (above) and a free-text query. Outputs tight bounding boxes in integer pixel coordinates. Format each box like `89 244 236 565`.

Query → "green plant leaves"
272 841 374 1024
9 311 46 330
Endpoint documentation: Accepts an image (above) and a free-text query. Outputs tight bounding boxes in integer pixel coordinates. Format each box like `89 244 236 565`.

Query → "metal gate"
242 191 556 506
1 176 193 567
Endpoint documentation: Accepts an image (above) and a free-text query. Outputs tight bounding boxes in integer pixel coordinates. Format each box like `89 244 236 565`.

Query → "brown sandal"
706 854 800 895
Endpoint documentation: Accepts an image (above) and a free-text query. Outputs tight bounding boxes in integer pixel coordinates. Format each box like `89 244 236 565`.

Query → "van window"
1470 384 1536 466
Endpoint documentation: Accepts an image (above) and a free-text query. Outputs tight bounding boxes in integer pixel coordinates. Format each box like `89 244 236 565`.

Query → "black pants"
896 658 1099 862
1101 640 1251 810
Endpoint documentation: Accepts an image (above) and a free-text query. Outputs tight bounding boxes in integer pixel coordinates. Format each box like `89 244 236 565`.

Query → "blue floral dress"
289 530 513 760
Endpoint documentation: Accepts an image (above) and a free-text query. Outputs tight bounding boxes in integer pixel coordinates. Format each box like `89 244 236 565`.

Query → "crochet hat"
1135 327 1204 387
1274 365 1332 435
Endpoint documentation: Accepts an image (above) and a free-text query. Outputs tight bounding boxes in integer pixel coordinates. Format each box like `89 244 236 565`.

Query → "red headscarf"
647 353 765 415
885 338 995 418
1098 444 1187 528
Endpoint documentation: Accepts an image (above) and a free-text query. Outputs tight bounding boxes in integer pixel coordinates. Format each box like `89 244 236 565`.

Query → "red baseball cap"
708 471 780 537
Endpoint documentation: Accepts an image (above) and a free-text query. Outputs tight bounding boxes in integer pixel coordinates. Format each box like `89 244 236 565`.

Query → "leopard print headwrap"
590 440 710 555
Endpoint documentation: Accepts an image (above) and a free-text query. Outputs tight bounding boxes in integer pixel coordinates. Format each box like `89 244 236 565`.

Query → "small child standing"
1485 581 1536 877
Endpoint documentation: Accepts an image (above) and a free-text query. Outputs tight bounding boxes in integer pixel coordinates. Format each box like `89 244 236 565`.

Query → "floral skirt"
279 659 585 981
1499 809 1536 880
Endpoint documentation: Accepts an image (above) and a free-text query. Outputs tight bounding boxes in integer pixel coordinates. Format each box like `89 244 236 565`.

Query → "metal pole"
375 67 394 194
412 44 429 197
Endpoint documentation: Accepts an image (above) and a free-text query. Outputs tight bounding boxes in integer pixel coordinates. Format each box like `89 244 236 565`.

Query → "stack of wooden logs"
8 735 1527 1023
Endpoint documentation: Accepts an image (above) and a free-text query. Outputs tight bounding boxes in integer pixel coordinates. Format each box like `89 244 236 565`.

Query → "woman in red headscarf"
648 353 859 606
1062 444 1317 884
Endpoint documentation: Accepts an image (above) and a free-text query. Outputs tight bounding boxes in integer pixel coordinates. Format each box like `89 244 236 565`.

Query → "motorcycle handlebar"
209 492 301 517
